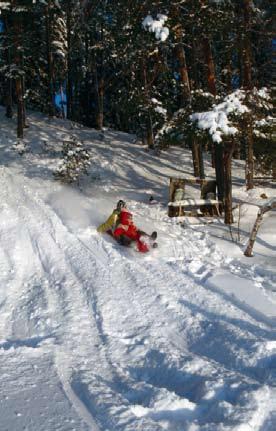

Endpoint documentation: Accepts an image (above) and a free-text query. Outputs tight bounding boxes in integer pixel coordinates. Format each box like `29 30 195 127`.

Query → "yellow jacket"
97 209 120 233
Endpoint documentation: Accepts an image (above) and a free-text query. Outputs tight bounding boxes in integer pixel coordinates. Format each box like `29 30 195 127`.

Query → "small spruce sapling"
54 138 91 184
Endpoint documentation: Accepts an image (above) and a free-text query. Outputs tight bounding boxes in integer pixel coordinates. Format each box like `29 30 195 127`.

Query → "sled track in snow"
1 168 163 430
1 166 276 430
0 169 102 430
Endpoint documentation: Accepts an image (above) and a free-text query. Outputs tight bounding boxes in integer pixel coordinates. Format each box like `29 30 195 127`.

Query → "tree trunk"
245 118 254 190
225 48 233 92
198 143 205 179
15 79 24 139
5 78 13 119
46 3 55 117
84 31 92 126
171 5 191 105
272 161 276 180
176 43 191 106
214 143 225 203
202 36 217 168
141 58 154 149
84 73 90 125
95 70 104 130
190 40 200 91
236 17 243 89
66 1 73 120
233 140 241 160
224 141 235 224
202 37 216 97
242 0 254 190
192 139 200 177
173 21 191 107
21 75 27 127
242 0 252 89
13 9 24 139
146 115 154 150
3 14 13 118
244 199 276 256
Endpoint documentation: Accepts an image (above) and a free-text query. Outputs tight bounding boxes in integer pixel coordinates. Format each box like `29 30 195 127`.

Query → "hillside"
0 108 275 431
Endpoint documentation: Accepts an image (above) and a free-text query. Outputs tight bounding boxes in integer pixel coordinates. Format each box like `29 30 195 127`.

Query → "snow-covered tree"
54 137 91 183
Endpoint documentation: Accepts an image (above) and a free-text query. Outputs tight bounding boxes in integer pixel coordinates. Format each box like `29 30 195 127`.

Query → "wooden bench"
168 198 222 217
168 177 222 217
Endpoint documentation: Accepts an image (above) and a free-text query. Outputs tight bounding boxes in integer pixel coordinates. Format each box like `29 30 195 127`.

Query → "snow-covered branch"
190 90 249 143
142 14 169 42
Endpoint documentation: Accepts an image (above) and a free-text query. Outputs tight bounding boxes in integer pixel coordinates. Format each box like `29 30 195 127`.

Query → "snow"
154 106 167 117
253 87 270 100
0 107 276 430
142 14 169 42
206 274 276 325
168 198 221 207
254 117 273 127
261 197 276 208
190 88 272 144
190 90 250 143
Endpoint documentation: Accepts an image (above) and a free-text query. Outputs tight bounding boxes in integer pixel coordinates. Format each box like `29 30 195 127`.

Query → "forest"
0 0 274 223
1 3 276 430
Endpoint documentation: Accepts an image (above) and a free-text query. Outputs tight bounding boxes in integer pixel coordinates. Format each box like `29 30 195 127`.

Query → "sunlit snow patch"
131 390 196 423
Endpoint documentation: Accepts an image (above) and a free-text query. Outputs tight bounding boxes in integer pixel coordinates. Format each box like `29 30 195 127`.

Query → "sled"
106 230 158 252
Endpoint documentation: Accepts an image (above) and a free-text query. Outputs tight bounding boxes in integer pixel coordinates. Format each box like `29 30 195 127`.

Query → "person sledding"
97 200 157 252
97 200 125 236
113 206 157 253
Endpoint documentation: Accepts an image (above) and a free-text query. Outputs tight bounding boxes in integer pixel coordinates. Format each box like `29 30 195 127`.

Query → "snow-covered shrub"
54 138 91 183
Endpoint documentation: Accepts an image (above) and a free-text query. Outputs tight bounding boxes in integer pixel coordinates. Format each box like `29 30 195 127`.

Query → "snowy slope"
0 108 276 431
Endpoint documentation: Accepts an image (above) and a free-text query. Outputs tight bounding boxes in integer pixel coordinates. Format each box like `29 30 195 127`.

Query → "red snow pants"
113 225 149 253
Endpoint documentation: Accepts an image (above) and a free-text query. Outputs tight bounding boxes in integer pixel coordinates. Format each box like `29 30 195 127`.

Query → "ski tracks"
0 168 161 430
1 167 275 430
